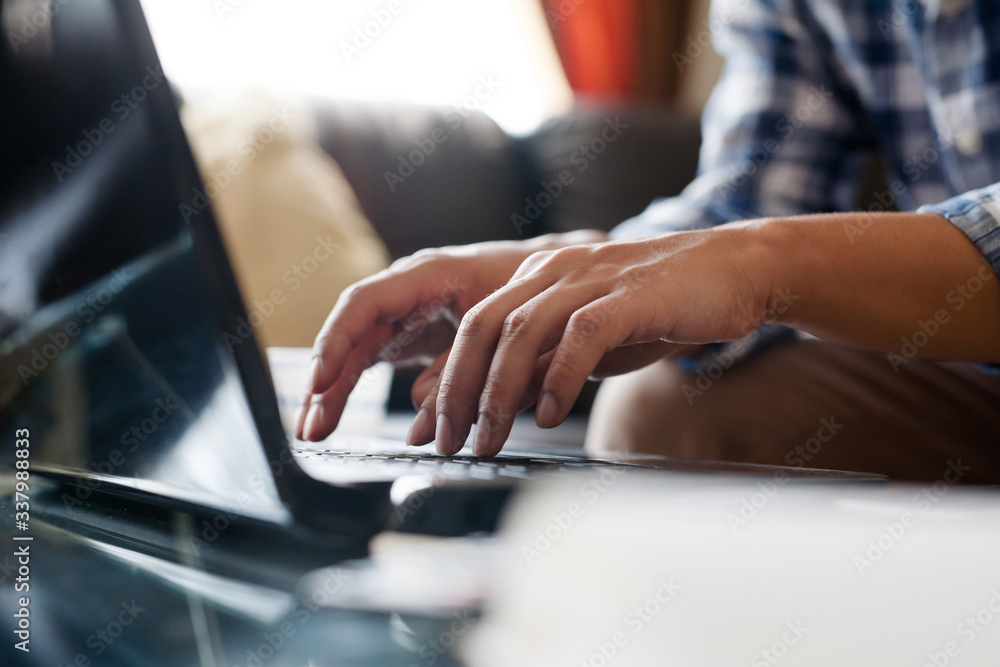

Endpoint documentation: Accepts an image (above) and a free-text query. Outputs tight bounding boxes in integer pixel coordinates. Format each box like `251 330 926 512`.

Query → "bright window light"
138 0 572 135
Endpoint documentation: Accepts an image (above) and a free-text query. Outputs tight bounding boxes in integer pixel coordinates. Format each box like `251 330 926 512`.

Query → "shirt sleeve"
917 181 1000 278
610 0 877 368
918 184 1000 375
610 0 874 240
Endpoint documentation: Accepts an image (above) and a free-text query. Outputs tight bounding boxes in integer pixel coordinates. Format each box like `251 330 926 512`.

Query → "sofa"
310 100 704 258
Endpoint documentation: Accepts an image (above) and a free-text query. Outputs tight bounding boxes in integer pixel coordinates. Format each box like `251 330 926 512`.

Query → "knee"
585 359 722 458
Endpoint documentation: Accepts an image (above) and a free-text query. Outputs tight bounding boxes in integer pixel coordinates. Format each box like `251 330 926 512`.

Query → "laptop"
0 0 877 559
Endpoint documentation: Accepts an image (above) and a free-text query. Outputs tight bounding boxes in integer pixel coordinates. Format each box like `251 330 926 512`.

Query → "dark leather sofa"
310 100 704 258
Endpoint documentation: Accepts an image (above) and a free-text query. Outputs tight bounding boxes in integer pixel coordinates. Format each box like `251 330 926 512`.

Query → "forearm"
749 212 1000 362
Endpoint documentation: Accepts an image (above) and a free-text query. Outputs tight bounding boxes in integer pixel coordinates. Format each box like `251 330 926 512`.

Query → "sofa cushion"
522 104 702 235
312 100 526 258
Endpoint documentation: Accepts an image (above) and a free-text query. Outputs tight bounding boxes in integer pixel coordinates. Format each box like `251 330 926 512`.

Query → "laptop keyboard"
290 449 634 481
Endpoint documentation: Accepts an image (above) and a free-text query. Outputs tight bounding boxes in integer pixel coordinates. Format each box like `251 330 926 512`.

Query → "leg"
586 339 1000 483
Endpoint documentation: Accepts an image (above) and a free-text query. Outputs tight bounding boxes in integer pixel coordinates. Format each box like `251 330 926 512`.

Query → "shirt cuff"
917 181 1000 278
917 183 1000 375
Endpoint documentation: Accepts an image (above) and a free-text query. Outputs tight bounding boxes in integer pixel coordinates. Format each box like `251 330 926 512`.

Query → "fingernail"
473 413 491 457
303 402 323 441
309 355 324 392
435 414 455 455
407 409 433 446
536 392 558 427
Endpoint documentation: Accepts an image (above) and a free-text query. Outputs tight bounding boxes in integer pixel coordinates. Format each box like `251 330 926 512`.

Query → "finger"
536 295 631 429
472 289 590 457
309 269 462 396
294 399 311 441
411 349 451 410
519 349 555 413
508 248 554 282
301 320 455 441
406 339 554 451
406 371 442 447
298 318 414 440
412 320 552 421
473 349 555 455
302 305 456 437
435 274 559 455
301 324 394 441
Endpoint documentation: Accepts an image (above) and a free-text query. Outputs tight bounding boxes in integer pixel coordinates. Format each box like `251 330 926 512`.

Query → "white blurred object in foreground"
463 471 1000 666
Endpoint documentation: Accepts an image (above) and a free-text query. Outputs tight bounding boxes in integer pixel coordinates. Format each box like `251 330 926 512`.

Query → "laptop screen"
0 0 292 524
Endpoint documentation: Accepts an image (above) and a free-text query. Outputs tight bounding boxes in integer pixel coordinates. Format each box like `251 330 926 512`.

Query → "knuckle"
312 332 332 355
565 309 604 348
435 374 461 400
550 244 591 267
457 307 488 341
312 327 344 355
534 249 565 272
501 308 532 340
339 281 369 304
529 249 556 264
481 377 512 409
391 247 440 271
527 245 582 268
388 256 412 272
411 247 438 261
553 245 582 260
518 245 596 282
514 251 548 277
546 356 579 384
478 403 511 434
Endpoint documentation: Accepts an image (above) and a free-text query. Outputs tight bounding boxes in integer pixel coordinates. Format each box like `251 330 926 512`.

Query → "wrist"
729 218 791 327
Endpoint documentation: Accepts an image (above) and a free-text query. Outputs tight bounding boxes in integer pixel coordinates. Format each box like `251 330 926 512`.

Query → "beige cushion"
181 92 390 348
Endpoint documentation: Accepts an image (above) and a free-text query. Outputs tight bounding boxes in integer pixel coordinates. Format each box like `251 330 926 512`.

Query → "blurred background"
140 0 721 134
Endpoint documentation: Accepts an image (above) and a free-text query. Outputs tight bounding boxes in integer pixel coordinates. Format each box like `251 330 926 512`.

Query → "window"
139 0 572 135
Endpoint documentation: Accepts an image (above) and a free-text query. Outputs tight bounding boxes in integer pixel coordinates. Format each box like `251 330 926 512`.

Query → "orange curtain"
542 0 639 99
542 0 694 104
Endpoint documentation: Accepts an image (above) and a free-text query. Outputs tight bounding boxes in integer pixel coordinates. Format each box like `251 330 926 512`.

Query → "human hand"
433 222 774 456
296 231 608 442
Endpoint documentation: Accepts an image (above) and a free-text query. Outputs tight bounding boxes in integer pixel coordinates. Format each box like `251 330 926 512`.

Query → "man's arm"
434 211 1000 457
755 212 1000 362
608 0 877 372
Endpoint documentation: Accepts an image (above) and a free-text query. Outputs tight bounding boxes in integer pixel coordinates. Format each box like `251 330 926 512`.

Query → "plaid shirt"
612 0 1000 368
